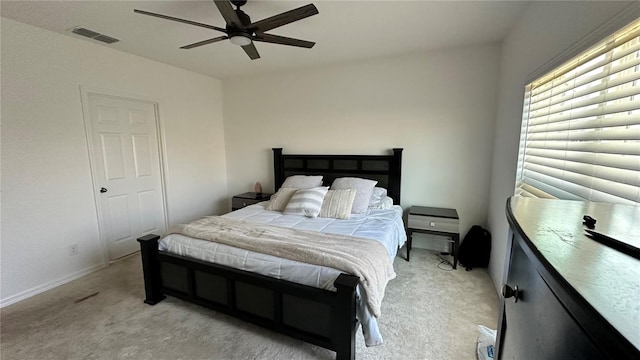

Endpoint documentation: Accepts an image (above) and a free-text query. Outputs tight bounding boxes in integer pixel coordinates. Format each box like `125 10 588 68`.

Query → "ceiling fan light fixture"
230 35 251 46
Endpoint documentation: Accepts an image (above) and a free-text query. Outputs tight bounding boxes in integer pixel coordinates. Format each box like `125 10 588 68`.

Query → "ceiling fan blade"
242 43 260 60
134 9 226 33
253 33 315 48
213 0 244 28
180 36 229 49
249 4 318 33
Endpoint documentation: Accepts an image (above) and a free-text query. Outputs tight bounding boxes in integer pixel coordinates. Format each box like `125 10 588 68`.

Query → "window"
515 18 640 205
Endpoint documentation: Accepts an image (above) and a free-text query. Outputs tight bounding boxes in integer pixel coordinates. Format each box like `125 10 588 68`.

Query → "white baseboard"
0 262 107 308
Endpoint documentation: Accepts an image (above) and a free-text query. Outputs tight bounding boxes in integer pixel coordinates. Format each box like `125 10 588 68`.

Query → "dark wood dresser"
498 197 639 359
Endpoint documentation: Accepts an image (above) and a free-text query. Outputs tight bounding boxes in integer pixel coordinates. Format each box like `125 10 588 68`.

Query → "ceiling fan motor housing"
235 9 251 27
228 9 252 38
230 0 248 8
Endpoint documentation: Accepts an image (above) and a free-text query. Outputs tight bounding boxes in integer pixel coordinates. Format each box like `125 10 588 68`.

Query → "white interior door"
86 93 167 261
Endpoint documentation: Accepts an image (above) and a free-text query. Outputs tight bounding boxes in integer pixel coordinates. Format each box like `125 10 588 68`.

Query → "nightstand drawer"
408 215 459 233
231 192 273 211
232 198 261 209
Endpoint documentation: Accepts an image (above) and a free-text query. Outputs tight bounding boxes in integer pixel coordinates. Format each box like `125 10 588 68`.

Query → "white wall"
223 44 501 246
487 1 635 291
1 18 228 305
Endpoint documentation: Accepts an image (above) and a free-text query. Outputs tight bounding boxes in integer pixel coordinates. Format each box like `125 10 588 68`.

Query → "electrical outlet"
68 243 79 256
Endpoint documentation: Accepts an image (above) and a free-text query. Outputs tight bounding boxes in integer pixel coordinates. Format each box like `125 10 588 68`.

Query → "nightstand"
406 206 460 268
232 192 272 211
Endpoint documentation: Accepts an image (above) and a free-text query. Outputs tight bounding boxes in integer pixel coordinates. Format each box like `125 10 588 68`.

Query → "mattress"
159 202 406 346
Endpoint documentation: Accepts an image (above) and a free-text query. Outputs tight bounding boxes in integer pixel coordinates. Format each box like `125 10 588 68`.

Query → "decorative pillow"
319 189 357 220
265 188 298 211
368 187 388 209
281 175 323 189
330 177 378 214
283 187 329 217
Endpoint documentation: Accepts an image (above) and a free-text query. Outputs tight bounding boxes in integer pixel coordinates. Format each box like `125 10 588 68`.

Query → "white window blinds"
515 18 640 205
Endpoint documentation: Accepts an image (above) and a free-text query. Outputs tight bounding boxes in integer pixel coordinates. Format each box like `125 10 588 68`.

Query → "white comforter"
159 203 406 346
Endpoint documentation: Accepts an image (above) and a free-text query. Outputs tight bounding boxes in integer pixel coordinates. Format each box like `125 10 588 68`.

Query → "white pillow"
265 188 298 211
368 187 388 209
281 175 323 189
380 196 394 209
283 187 329 218
319 189 357 220
331 177 378 214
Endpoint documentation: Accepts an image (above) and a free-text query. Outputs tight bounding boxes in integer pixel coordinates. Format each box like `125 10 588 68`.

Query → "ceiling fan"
134 0 318 60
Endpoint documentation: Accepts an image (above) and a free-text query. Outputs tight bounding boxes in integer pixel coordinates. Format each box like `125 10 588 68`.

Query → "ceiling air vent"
94 35 119 44
71 27 100 38
70 27 119 44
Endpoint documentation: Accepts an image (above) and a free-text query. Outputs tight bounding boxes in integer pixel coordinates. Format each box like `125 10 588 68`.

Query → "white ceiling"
1 0 530 79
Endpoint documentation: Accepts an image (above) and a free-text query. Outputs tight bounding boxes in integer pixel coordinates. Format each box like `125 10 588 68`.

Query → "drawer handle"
502 284 519 302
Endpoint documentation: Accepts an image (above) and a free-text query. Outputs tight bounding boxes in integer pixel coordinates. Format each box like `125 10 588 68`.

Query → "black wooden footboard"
138 234 360 360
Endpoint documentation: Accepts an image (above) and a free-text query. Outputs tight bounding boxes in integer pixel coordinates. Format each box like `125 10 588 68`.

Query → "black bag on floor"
458 225 491 271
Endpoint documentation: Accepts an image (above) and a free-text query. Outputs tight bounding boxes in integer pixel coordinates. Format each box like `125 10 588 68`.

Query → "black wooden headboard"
273 148 403 205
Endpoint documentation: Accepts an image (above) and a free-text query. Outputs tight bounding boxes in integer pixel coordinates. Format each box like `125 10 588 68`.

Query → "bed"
138 148 404 360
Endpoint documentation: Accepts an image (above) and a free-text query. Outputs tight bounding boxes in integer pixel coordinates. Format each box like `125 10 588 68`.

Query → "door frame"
80 86 170 264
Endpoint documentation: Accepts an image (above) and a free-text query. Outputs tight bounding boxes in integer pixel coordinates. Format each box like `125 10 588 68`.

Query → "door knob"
501 284 519 302
100 187 108 193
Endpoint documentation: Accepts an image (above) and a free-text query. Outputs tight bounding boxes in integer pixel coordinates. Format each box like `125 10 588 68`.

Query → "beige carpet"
1 249 499 360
